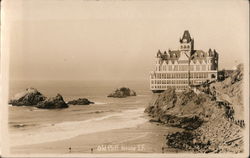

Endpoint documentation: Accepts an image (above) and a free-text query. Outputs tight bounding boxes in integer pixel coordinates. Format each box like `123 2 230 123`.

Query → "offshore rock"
108 87 136 98
67 98 94 105
36 94 68 109
9 88 46 106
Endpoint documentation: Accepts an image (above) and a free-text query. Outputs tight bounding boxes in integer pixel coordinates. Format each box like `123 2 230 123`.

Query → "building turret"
180 30 192 43
155 50 162 71
208 48 213 56
179 30 194 58
156 49 162 58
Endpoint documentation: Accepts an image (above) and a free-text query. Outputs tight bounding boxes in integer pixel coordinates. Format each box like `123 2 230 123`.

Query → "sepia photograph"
1 0 249 157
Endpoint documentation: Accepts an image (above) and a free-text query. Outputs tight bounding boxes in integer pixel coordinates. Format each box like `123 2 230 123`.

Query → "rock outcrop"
145 88 214 130
9 88 46 106
67 98 94 105
36 94 68 109
107 87 136 98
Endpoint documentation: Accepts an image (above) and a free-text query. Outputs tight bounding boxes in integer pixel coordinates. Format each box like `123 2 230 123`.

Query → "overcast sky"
5 0 249 81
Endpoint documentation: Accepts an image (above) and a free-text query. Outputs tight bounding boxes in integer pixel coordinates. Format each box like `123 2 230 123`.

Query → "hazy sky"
5 0 249 81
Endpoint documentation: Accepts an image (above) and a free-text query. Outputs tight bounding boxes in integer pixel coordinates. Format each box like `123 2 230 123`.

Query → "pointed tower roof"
157 49 162 58
180 30 192 43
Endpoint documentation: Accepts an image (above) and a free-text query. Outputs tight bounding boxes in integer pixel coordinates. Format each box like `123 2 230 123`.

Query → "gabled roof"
191 50 208 63
161 50 181 61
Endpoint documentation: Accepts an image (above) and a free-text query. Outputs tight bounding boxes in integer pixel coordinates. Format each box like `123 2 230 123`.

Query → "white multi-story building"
150 30 219 92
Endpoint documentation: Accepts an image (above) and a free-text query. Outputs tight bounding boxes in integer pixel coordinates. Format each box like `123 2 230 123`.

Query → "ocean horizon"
9 79 151 100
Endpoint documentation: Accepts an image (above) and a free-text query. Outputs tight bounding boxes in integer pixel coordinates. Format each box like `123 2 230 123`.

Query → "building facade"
150 30 219 92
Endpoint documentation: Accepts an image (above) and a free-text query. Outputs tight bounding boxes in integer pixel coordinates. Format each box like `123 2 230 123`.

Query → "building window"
202 65 206 71
191 73 194 78
190 65 194 71
162 74 166 79
196 65 200 71
174 66 178 71
168 66 172 71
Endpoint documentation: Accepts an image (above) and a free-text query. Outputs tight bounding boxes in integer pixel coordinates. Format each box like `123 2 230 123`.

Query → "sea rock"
36 94 68 109
107 87 136 98
9 88 46 106
67 98 94 105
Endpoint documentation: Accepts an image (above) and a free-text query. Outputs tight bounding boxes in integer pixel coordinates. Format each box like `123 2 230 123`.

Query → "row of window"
156 59 213 66
156 65 210 71
180 45 190 49
151 85 189 90
151 72 209 79
151 79 205 85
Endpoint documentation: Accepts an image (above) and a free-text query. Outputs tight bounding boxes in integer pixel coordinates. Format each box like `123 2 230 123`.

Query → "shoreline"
11 121 183 154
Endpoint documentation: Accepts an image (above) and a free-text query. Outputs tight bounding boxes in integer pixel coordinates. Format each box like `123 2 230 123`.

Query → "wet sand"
11 121 183 154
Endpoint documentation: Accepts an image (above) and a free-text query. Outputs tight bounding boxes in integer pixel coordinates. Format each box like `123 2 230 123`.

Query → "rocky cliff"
145 88 217 130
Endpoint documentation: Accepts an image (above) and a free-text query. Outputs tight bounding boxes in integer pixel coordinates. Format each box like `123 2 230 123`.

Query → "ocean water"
9 80 151 101
9 80 155 148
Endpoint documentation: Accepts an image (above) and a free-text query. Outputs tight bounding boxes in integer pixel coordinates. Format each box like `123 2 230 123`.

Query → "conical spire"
181 30 192 43
157 49 162 57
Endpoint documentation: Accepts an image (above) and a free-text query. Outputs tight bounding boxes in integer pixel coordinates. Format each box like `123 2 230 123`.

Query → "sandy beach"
11 121 183 154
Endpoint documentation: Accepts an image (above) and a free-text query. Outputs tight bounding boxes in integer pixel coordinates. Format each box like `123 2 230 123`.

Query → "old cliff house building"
150 30 219 92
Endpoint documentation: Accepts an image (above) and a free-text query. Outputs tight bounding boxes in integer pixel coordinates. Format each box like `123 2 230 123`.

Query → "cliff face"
211 64 244 121
145 88 218 130
145 64 244 153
